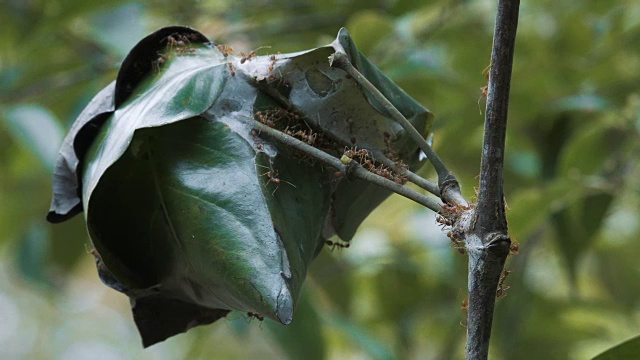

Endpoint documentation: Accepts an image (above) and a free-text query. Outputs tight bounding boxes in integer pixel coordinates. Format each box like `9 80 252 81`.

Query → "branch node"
345 160 359 181
440 175 467 207
485 232 511 257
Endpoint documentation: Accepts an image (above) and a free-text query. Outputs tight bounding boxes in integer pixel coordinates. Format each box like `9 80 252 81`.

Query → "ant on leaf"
257 164 296 195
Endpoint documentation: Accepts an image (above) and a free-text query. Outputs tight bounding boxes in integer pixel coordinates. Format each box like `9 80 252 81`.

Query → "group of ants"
150 33 515 325
435 202 520 325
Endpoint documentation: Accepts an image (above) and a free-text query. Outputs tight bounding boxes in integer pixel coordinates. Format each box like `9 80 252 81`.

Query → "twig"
374 151 440 196
329 52 465 206
237 116 444 213
252 77 445 203
465 0 520 359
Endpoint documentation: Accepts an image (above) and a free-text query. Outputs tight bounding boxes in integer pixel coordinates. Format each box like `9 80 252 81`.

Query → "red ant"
436 215 453 228
227 62 236 77
458 297 469 327
343 147 369 163
446 230 466 254
84 244 101 260
266 67 290 88
251 130 264 151
478 63 491 114
240 46 270 64
496 269 511 298
167 35 195 55
268 54 277 72
509 241 519 256
257 164 295 195
255 111 276 127
217 44 234 57
152 55 165 72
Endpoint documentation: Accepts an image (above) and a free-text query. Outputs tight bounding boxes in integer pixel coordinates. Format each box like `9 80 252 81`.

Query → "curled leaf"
48 25 432 346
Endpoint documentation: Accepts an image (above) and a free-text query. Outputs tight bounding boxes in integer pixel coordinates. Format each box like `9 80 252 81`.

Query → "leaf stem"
373 150 440 196
252 76 444 203
329 52 465 206
237 116 444 213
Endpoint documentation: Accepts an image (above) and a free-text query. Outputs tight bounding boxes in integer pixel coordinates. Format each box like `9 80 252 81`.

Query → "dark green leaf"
47 81 115 223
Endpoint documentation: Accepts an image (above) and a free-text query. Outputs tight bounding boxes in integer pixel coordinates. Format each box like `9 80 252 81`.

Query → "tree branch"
374 151 441 196
237 116 444 213
474 0 519 234
465 1 520 359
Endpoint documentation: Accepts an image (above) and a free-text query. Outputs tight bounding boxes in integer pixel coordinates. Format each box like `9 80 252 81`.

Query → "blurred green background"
1 0 640 359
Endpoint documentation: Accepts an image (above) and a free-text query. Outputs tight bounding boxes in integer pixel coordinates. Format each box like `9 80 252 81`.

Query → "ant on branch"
460 297 469 327
343 147 369 163
478 63 491 114
446 230 466 255
257 164 296 195
509 240 519 255
436 215 454 229
496 269 511 298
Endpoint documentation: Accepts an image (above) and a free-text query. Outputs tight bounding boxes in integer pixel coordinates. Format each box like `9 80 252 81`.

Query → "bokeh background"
2 0 640 359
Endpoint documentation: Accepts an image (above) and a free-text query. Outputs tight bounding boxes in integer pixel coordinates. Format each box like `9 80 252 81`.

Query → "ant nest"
437 203 473 255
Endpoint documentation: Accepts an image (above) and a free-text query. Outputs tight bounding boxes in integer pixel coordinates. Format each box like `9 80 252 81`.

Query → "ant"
257 164 296 195
325 239 350 251
217 44 234 57
166 35 195 55
152 55 165 73
268 55 277 72
84 244 101 260
251 130 264 151
509 241 519 255
436 215 453 229
460 297 469 327
227 62 236 77
240 46 271 64
247 312 264 321
255 111 276 127
461 297 468 314
496 269 511 298
478 63 491 114
343 147 369 163
292 129 319 146
446 230 466 254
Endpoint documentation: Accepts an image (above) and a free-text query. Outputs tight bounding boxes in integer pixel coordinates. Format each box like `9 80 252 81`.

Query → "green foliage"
592 335 640 360
1 0 640 359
